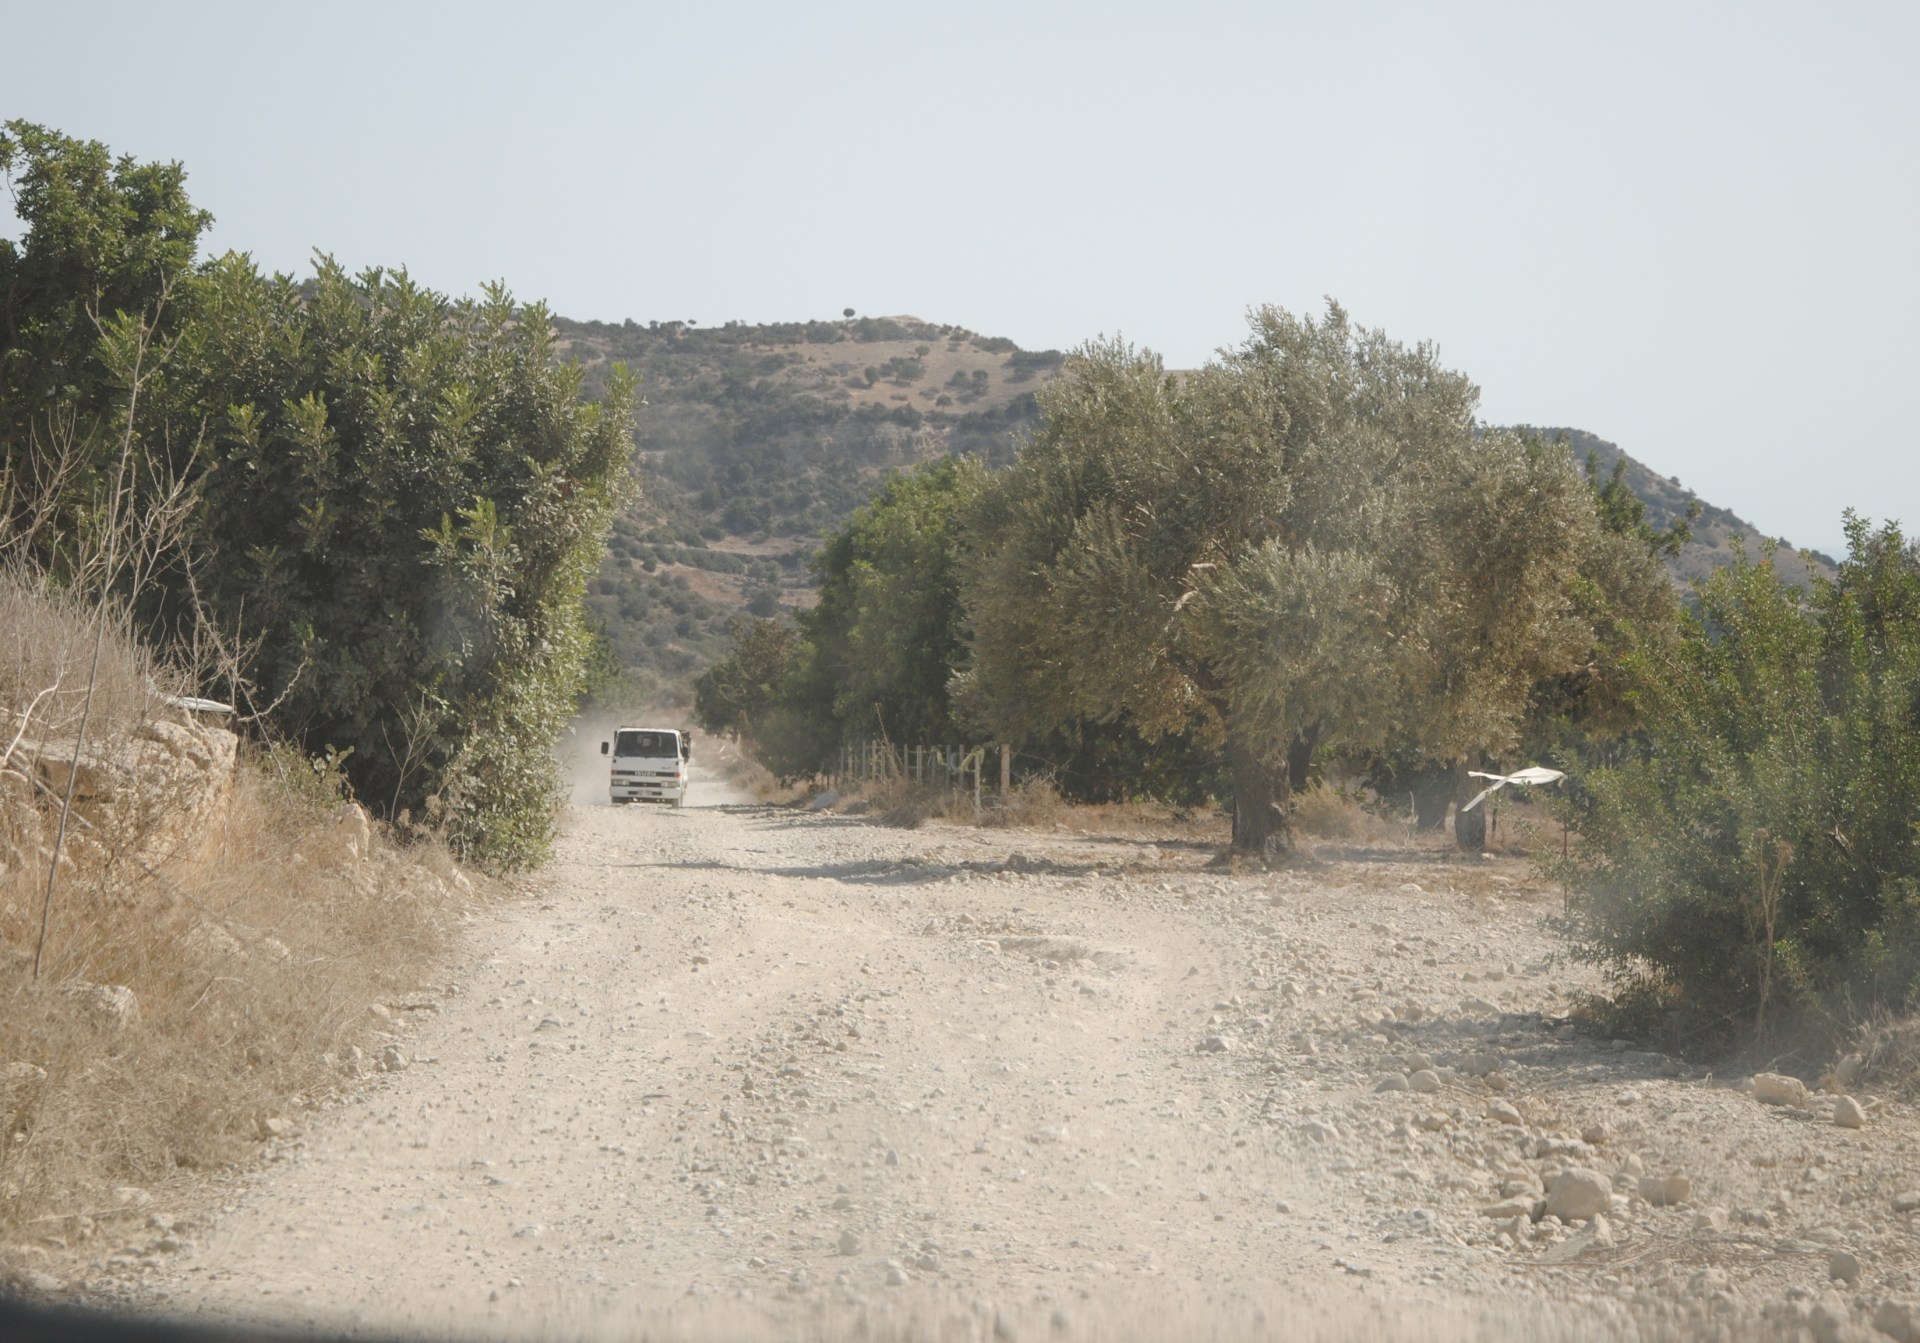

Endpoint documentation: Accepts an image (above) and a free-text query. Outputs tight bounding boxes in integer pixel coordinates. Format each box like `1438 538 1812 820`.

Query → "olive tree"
960 302 1610 854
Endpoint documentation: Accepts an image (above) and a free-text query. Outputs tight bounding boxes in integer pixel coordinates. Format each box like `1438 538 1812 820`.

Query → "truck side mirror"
600 741 609 755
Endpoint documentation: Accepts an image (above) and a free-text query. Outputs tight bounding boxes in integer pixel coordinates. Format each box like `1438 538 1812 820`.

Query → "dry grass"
1291 783 1409 845
721 748 803 805
972 778 1076 830
0 575 473 1274
1849 1011 1920 1099
0 574 179 754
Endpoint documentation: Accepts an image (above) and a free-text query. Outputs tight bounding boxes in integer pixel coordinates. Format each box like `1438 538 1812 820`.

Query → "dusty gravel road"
123 773 1920 1342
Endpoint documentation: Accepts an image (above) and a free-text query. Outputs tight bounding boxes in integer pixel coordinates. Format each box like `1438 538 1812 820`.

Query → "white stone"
1408 1069 1442 1094
1753 1072 1810 1107
1486 1100 1524 1126
1828 1249 1861 1284
1544 1167 1612 1222
1833 1095 1867 1129
334 800 372 857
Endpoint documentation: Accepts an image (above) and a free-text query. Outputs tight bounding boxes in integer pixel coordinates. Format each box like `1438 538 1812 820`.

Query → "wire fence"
835 740 1012 801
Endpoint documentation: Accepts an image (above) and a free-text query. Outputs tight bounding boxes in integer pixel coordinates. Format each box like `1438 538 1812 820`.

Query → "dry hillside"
555 316 1839 700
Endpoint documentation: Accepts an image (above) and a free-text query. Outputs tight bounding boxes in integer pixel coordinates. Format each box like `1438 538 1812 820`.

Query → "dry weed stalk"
1743 828 1793 1037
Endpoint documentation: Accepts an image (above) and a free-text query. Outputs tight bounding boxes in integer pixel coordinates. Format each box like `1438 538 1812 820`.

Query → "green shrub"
1556 517 1920 1047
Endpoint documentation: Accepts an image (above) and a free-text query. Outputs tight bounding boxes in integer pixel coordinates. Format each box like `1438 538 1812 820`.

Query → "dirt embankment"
91 777 1920 1342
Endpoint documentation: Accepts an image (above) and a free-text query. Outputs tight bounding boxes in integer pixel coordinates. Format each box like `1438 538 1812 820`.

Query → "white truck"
601 727 692 807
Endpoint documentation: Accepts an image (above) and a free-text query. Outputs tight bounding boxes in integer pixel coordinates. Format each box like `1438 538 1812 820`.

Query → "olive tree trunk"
1228 737 1287 856
1453 756 1487 852
1286 725 1320 794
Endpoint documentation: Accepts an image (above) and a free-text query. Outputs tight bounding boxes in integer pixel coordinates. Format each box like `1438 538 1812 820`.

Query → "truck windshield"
614 730 678 758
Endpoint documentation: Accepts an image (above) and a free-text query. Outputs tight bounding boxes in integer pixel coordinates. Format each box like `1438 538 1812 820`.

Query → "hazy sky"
7 1 1915 555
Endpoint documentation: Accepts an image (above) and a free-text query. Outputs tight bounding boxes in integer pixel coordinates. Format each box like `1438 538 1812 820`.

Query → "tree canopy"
1 123 634 867
958 303 1623 852
696 459 973 779
0 120 210 452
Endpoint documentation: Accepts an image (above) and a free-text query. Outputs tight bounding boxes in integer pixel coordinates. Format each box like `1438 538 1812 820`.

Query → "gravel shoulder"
115 777 1920 1341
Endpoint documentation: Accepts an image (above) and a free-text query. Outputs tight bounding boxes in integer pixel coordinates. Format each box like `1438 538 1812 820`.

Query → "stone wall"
0 713 239 880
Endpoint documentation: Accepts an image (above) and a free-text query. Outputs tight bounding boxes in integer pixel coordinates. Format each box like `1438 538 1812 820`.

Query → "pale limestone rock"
1754 1072 1810 1107
1544 1167 1612 1222
1810 1292 1853 1343
1873 1299 1917 1343
1833 1095 1867 1129
331 801 372 862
